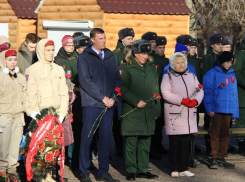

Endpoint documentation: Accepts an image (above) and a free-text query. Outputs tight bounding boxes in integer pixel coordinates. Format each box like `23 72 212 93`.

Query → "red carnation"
70 113 73 123
0 172 3 176
55 150 60 157
45 152 54 162
39 144 45 152
56 137 63 145
198 84 203 89
157 95 161 100
153 93 157 97
65 73 72 78
117 92 122 96
154 64 159 68
53 128 60 136
221 83 225 87
115 87 121 93
47 133 54 142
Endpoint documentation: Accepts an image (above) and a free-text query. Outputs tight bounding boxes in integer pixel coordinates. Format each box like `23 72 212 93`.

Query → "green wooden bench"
189 128 245 168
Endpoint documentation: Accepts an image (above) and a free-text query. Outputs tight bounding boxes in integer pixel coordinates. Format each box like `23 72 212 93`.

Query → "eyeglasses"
65 45 74 48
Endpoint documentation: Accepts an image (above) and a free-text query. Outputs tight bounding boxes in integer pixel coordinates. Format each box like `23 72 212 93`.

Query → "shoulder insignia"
238 50 245 54
233 58 237 65
114 48 121 54
200 63 204 69
119 69 123 76
68 56 77 61
25 75 29 81
63 64 66 70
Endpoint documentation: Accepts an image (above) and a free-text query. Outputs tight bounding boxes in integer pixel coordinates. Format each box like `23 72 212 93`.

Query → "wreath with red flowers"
23 107 65 182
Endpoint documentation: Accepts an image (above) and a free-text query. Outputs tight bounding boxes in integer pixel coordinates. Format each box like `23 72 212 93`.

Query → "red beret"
45 40 54 47
5 50 17 57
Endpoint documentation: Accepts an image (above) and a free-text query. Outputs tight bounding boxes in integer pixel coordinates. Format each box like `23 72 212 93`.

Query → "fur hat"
141 32 157 41
209 34 224 45
61 35 74 47
175 43 188 53
0 35 10 45
176 35 186 43
118 28 135 40
190 38 198 47
74 35 91 49
156 36 167 46
179 35 193 46
132 39 152 54
222 36 233 45
218 51 234 64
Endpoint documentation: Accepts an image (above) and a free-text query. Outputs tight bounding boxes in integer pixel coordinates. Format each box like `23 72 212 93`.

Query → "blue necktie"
98 53 103 61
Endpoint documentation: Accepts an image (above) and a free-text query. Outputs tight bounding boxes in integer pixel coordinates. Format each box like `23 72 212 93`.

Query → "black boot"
209 158 219 169
52 165 68 182
238 140 245 156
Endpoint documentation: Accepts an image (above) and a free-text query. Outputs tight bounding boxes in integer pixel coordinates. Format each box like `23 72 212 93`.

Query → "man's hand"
107 98 115 108
137 100 146 108
155 117 158 120
209 111 215 117
102 96 110 107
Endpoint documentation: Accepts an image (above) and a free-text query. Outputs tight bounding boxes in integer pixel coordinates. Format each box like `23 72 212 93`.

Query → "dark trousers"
112 104 123 154
68 91 83 168
209 113 231 159
151 117 164 152
79 107 114 177
125 136 151 173
169 134 191 172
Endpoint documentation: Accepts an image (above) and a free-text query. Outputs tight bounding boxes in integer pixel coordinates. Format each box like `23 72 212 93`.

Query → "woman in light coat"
161 52 204 178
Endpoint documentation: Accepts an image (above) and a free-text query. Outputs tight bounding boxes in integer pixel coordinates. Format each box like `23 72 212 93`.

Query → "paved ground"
19 115 245 182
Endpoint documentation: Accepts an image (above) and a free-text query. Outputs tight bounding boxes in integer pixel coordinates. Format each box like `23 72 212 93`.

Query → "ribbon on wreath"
25 114 65 182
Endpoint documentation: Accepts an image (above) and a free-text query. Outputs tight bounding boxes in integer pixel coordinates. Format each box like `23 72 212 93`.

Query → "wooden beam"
0 16 18 23
0 4 13 10
104 19 188 29
39 12 103 20
104 13 189 21
0 10 15 16
40 5 102 13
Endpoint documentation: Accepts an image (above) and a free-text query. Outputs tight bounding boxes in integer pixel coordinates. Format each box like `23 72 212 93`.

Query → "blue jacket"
163 63 197 76
203 63 239 119
77 45 121 108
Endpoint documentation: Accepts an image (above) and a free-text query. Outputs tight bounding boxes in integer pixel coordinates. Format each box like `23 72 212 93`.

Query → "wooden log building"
0 0 40 49
0 0 192 57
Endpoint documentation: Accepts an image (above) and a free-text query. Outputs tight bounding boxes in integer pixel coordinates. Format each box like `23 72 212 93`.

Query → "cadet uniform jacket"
200 48 222 83
113 40 125 66
0 51 26 119
25 39 69 118
188 53 201 82
233 41 245 107
119 55 161 136
151 53 169 84
17 42 35 74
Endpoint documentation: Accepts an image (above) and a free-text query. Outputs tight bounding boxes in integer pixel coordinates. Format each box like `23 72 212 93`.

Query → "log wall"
103 13 190 57
0 0 17 49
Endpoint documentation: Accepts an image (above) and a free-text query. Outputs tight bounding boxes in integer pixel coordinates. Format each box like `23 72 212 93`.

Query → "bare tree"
190 0 245 55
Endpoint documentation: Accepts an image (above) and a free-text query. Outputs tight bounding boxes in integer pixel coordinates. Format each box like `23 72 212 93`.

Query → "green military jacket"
232 41 245 107
188 53 201 82
61 51 79 87
113 40 125 66
151 53 169 84
199 48 222 83
119 56 161 136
